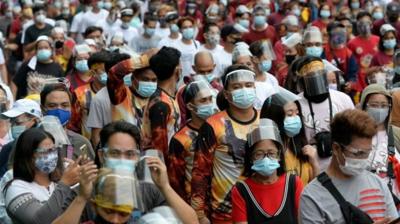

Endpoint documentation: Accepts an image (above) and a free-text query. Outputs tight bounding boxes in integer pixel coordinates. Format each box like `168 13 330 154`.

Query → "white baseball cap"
2 99 42 118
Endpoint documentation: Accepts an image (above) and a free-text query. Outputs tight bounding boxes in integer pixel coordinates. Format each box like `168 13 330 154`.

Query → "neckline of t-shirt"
227 108 258 125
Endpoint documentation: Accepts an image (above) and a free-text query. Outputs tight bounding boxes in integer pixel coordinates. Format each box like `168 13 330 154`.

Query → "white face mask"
338 153 369 176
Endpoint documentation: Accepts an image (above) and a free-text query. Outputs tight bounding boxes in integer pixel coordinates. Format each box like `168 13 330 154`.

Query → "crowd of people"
0 0 400 223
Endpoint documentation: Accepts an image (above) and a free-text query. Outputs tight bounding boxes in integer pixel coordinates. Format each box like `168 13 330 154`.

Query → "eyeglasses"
366 102 391 109
339 143 371 158
103 148 140 159
253 150 280 160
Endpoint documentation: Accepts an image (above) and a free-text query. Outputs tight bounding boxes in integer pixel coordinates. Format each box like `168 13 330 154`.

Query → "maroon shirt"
372 19 400 41
242 25 278 45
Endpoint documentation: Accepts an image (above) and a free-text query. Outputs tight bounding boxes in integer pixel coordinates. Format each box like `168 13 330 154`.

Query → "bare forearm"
51 196 87 224
160 185 199 224
0 65 8 84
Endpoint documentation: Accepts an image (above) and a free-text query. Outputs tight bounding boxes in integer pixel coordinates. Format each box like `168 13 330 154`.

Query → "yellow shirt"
285 149 313 185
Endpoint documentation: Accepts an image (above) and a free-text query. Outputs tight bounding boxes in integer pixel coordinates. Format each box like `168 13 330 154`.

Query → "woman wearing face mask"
65 44 93 92
359 84 400 197
369 24 398 73
348 0 361 19
4 128 87 224
231 118 304 224
168 80 218 203
311 3 331 32
261 88 319 185
12 36 64 100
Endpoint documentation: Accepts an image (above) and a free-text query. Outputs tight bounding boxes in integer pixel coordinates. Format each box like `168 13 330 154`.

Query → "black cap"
387 1 400 14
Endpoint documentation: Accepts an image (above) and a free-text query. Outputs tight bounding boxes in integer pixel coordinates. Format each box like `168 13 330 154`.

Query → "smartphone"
80 144 88 160
389 217 400 224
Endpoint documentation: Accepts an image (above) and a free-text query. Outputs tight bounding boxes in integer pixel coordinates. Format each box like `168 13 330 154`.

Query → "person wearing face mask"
235 5 251 31
2 128 94 224
219 25 243 73
95 7 122 39
129 14 161 54
22 4 54 57
248 40 280 109
324 22 358 96
300 109 398 224
66 44 93 92
156 4 174 39
157 11 181 48
40 83 94 160
372 2 400 42
311 3 331 32
191 65 260 224
199 23 225 75
302 26 325 59
0 99 41 177
359 84 400 198
168 80 218 202
242 6 277 45
369 25 398 74
348 11 380 92
91 121 198 223
371 6 384 22
169 17 200 79
296 57 354 171
12 35 64 100
261 88 319 185
69 51 108 139
231 118 304 224
109 8 138 44
348 0 361 20
274 15 301 64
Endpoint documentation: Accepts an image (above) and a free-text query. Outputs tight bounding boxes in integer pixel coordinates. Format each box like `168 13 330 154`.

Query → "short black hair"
149 47 181 81
104 51 131 73
356 10 372 21
12 128 62 183
88 51 110 69
84 26 103 38
99 121 141 148
221 64 252 89
327 21 346 35
249 40 265 58
40 83 72 107
144 14 159 25
32 4 46 14
204 22 219 34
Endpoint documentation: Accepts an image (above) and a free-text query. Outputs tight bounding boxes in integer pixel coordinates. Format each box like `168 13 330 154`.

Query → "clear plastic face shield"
298 61 329 96
93 169 144 216
138 206 182 224
40 115 70 147
136 150 165 184
224 69 256 87
260 40 276 60
266 86 301 107
247 118 283 149
186 80 217 102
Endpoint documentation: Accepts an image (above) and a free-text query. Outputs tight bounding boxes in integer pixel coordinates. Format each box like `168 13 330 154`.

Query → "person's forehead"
182 20 193 26
77 52 90 59
46 91 70 103
208 26 220 33
283 101 297 111
37 41 50 47
368 93 389 102
107 133 137 149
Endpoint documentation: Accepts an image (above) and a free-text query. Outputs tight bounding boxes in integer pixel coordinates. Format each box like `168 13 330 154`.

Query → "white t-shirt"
217 49 233 77
298 89 355 170
169 40 200 78
254 81 276 110
0 49 4 65
199 44 226 77
79 9 109 33
111 26 139 44
129 34 161 54
155 26 170 39
70 11 84 33
157 35 181 48
5 179 55 205
87 87 112 129
96 19 122 40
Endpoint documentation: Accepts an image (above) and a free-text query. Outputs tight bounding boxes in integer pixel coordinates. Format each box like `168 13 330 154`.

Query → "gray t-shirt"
300 170 398 224
87 87 112 129
129 34 161 54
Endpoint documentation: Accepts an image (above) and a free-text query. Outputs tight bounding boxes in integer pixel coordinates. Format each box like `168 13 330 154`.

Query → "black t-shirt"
13 61 64 99
23 23 53 45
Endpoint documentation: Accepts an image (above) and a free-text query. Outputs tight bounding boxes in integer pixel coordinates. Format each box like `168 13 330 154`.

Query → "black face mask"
55 41 64 49
304 92 330 103
388 15 399 23
286 55 296 65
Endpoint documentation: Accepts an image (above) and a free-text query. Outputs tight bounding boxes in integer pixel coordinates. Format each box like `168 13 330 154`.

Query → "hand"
143 48 159 59
198 217 210 224
146 157 169 190
302 145 318 162
373 217 393 224
79 161 98 200
60 157 81 186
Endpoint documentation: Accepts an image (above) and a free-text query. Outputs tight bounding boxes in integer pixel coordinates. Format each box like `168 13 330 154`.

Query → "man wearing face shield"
93 121 198 223
297 57 354 171
168 80 219 203
191 65 260 224
300 109 398 224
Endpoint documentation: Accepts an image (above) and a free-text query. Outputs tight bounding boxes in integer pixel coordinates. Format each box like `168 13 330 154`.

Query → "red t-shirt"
311 19 328 31
231 174 304 222
347 35 380 90
242 25 278 45
371 51 394 68
267 13 285 27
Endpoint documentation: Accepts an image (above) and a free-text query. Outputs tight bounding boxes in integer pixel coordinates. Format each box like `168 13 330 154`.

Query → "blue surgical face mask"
306 46 323 57
104 2 112 10
284 115 302 137
320 10 331 18
205 73 215 83
231 87 256 109
259 59 272 72
170 24 179 33
130 17 141 28
137 81 157 98
97 1 104 9
394 66 400 74
351 2 360 9
182 27 195 40
239 19 250 29
251 157 280 176
35 150 59 174
46 109 71 126
105 157 136 173
145 27 156 37
36 49 52 62
254 15 266 27
75 59 89 72
124 74 132 86
372 11 383 20
383 39 397 49
11 125 26 139
98 72 108 85
292 8 301 16
195 103 218 119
